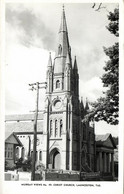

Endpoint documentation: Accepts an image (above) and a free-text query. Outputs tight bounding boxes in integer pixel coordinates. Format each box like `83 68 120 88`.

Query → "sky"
5 3 118 136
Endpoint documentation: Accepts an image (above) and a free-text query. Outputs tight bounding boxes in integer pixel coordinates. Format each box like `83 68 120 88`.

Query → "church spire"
59 5 68 33
81 97 84 110
85 98 90 115
73 56 78 71
54 5 70 74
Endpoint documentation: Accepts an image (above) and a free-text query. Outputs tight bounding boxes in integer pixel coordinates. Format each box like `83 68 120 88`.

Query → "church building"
42 6 95 171
5 6 116 180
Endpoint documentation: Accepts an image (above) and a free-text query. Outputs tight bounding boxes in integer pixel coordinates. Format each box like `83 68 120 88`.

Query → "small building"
5 132 23 168
5 114 43 163
95 134 116 178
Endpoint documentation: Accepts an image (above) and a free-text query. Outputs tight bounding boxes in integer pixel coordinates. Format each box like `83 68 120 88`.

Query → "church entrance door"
50 148 61 169
53 151 61 169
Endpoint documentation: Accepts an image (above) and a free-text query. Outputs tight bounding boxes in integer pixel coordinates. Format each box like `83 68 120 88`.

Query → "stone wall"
42 171 80 181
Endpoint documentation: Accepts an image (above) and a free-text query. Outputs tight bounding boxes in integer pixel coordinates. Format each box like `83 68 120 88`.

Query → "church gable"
103 135 116 149
96 134 116 149
5 133 22 146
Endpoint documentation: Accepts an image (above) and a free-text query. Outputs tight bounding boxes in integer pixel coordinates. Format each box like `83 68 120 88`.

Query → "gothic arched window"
55 120 58 137
56 80 60 89
50 120 53 137
60 119 63 137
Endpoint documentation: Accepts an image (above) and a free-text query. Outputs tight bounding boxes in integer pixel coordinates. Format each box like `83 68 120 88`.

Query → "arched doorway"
50 148 61 169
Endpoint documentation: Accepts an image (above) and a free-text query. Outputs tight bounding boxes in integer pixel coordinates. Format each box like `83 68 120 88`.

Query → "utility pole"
29 82 47 181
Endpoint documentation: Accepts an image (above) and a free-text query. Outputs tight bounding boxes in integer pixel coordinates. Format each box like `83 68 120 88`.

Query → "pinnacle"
47 52 52 67
85 98 89 110
73 56 78 70
81 97 85 110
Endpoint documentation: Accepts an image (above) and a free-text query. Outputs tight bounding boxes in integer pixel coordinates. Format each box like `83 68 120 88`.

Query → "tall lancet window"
56 80 60 89
60 119 63 137
50 120 53 137
55 120 58 137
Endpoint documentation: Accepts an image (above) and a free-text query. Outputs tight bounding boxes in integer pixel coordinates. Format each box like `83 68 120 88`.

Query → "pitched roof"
5 120 43 137
5 113 44 139
95 133 110 142
96 133 116 149
5 113 44 122
5 132 23 146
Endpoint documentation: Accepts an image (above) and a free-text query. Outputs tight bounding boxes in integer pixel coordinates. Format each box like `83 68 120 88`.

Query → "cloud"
79 76 105 102
5 43 54 114
6 5 56 50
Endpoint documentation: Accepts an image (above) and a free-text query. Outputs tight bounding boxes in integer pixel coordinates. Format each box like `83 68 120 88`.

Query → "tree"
86 8 119 125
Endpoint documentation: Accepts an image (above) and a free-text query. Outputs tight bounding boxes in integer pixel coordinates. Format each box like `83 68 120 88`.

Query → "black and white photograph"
1 0 123 193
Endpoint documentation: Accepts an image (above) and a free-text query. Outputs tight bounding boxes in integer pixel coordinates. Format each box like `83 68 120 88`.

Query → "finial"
63 4 65 11
86 97 89 105
49 51 51 55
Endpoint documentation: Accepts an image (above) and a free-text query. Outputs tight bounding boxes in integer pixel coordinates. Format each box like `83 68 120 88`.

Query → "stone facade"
95 134 116 177
41 7 95 171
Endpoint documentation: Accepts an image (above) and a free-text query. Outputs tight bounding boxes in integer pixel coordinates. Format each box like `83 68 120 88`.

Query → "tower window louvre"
56 80 60 89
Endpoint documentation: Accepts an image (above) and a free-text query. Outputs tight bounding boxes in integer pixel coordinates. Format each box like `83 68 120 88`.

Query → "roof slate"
5 113 44 121
5 120 43 140
5 133 23 146
95 133 116 149
95 133 110 142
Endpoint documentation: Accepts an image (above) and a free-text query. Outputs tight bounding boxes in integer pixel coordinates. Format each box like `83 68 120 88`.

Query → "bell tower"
42 6 81 171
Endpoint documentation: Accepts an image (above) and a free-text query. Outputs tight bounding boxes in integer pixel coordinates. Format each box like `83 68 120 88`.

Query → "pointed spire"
81 97 84 109
85 98 90 114
81 97 85 111
47 52 52 68
54 5 70 74
73 56 78 71
59 5 68 33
